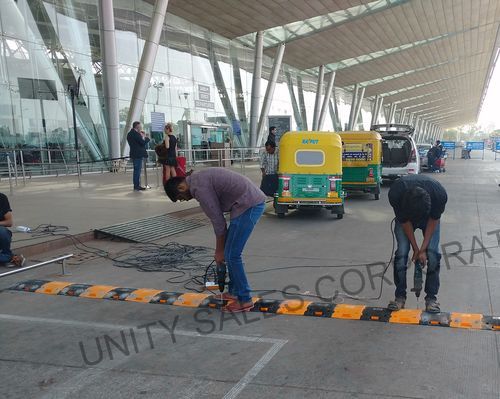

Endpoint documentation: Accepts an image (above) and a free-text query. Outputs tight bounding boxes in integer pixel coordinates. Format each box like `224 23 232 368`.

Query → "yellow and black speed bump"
8 279 500 331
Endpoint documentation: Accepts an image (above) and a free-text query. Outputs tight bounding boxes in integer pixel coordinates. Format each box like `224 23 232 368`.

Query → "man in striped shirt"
260 141 279 196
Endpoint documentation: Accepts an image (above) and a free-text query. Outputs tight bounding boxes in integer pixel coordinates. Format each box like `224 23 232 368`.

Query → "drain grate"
94 214 203 243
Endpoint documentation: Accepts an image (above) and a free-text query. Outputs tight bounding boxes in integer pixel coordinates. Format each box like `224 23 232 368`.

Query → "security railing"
0 146 264 193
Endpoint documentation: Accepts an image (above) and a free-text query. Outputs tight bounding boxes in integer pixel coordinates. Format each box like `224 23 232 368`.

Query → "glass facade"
0 0 368 162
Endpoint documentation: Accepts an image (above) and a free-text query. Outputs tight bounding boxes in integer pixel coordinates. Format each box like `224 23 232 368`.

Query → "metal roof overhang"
167 0 500 128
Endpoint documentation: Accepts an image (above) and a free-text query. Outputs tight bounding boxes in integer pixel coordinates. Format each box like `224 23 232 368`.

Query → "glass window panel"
295 150 324 166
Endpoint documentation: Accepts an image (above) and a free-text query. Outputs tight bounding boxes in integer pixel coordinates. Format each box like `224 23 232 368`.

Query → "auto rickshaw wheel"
336 213 343 219
277 213 285 219
374 193 380 200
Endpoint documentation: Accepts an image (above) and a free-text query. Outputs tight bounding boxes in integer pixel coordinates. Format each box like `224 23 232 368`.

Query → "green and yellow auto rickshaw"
339 131 382 200
274 131 345 219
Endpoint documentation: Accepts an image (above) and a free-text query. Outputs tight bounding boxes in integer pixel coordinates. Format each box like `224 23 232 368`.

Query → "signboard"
194 100 215 109
268 115 291 144
150 112 165 132
195 84 214 109
495 141 500 151
465 141 484 150
342 143 373 161
441 141 455 150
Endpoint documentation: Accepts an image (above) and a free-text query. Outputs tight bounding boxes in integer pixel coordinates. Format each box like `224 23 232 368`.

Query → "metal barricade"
0 254 74 278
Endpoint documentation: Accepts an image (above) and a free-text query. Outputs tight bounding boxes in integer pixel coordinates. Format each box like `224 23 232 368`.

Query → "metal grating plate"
94 214 203 243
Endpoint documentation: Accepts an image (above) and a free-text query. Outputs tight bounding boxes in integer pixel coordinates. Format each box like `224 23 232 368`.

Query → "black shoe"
134 187 146 191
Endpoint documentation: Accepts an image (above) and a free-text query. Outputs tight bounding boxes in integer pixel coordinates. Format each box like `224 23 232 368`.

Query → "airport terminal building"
0 0 495 163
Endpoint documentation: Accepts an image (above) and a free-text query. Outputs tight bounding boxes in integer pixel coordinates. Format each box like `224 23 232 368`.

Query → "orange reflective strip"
277 300 312 315
389 309 422 325
125 289 164 303
450 313 483 329
173 293 210 307
80 285 117 299
36 281 73 295
332 304 365 320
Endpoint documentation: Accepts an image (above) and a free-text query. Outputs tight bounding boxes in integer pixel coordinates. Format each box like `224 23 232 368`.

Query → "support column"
208 43 238 143
330 88 342 131
318 71 336 130
413 116 420 140
122 0 169 153
99 0 120 159
370 95 380 127
230 45 248 146
399 108 407 124
297 75 308 131
372 96 383 127
388 104 397 124
249 31 263 148
348 84 359 130
285 71 303 130
312 65 325 130
383 104 390 123
352 87 365 130
256 43 285 147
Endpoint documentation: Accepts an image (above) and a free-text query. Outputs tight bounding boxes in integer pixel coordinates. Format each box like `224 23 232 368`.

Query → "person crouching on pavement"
0 192 25 268
388 175 447 313
164 168 266 313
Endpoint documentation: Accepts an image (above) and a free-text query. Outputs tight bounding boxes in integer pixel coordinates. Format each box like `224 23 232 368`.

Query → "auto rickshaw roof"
279 131 342 148
339 131 382 141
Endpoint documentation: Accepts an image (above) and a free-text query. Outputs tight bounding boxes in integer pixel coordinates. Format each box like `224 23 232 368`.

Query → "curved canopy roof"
167 0 500 128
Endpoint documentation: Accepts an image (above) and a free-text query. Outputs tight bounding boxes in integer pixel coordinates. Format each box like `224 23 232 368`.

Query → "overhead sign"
150 112 165 132
195 85 215 109
441 141 455 150
466 141 484 150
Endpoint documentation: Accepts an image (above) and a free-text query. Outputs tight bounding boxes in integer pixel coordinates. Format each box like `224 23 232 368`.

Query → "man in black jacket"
127 121 150 191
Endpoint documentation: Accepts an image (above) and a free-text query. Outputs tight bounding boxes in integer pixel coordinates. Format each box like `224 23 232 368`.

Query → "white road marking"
0 313 287 399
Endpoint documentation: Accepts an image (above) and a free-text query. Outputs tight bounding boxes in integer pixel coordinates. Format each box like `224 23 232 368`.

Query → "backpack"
155 142 168 159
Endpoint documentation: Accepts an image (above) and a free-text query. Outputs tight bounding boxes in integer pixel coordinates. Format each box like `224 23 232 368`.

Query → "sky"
478 53 500 131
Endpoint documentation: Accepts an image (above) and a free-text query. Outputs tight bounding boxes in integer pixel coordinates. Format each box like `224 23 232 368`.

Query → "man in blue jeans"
388 175 447 313
164 168 266 312
0 192 25 268
127 121 150 191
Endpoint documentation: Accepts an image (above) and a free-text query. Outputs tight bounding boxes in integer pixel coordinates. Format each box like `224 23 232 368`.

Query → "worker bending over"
388 175 447 313
164 168 266 312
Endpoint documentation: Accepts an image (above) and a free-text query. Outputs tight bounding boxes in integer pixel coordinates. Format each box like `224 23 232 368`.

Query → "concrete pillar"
122 0 169 153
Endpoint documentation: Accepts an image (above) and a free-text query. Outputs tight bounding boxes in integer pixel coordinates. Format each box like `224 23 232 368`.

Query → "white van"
372 124 420 180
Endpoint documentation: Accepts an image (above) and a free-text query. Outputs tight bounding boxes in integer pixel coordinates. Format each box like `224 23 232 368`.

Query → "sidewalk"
3 164 262 250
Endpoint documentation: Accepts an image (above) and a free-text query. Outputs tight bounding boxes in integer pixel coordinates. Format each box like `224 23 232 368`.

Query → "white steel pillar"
99 0 120 159
122 0 169 153
312 65 325 130
256 43 285 146
352 87 365 130
348 84 359 130
249 31 264 148
318 71 336 130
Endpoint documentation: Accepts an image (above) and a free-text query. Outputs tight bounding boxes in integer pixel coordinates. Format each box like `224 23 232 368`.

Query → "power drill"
216 262 227 293
411 260 423 298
